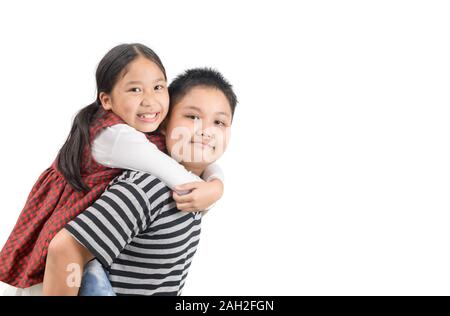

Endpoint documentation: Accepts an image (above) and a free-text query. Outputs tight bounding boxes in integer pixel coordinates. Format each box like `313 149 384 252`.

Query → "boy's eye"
186 115 200 120
129 87 142 92
215 120 226 127
154 84 165 91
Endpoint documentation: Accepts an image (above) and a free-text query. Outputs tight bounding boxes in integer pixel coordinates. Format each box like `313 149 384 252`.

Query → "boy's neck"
182 163 206 177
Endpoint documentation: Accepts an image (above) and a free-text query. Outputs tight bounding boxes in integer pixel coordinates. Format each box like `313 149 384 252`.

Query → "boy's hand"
173 179 224 213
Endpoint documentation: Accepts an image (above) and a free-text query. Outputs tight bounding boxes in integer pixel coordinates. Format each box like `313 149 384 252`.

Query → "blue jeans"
78 259 116 296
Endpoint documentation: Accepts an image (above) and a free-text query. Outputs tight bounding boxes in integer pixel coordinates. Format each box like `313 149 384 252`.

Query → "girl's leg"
78 259 116 296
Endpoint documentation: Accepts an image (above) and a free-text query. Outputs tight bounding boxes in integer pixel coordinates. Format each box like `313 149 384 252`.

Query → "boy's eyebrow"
183 106 202 112
184 106 231 118
216 111 231 118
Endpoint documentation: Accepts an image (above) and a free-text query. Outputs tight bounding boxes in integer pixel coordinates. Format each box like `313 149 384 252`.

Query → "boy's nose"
196 129 213 140
202 131 212 139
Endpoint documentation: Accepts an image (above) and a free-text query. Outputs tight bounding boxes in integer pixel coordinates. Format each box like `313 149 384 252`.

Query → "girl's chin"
133 121 160 133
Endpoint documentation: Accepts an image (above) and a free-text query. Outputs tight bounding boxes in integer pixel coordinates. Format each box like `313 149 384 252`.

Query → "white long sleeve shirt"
91 124 224 194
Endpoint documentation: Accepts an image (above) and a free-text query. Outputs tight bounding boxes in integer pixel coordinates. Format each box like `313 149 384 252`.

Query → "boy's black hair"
168 68 237 118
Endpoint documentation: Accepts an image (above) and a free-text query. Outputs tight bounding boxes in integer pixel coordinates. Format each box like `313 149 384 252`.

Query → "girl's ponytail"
56 101 100 192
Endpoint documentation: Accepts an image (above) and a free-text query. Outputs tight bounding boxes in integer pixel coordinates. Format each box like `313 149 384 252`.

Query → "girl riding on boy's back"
0 43 224 290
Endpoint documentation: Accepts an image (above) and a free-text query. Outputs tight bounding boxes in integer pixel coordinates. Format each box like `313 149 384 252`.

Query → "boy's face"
164 86 232 173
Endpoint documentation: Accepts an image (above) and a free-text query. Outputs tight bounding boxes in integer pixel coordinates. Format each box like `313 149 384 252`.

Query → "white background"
0 0 449 295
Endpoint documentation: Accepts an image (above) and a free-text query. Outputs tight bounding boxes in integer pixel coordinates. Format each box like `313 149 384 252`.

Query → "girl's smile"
136 111 160 123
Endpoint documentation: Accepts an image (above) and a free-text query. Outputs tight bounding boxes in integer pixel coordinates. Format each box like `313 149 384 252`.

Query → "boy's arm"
43 180 152 296
43 229 94 296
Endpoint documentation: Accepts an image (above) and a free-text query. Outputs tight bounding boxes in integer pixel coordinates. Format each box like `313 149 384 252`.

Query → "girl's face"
100 57 169 133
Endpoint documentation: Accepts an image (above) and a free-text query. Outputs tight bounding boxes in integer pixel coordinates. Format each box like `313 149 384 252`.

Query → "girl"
0 43 224 293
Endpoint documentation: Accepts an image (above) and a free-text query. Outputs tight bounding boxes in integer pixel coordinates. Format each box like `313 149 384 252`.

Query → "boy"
43 68 237 295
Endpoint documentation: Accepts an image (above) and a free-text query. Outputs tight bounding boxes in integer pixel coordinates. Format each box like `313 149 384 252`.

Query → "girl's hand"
173 179 224 213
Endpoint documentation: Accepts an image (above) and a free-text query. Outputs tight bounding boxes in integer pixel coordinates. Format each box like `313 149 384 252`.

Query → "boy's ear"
99 92 112 111
159 118 168 136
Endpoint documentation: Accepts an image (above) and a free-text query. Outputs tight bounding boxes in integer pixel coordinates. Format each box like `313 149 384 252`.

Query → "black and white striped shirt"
65 171 203 296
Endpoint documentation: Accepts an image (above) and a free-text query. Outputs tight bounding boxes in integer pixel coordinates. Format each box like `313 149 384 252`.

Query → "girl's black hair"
56 43 166 192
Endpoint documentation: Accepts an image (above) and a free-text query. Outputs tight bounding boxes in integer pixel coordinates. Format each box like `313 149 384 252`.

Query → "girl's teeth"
139 113 157 119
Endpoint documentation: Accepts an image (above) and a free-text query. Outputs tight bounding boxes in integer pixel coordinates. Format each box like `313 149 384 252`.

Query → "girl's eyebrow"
125 78 166 85
125 81 143 85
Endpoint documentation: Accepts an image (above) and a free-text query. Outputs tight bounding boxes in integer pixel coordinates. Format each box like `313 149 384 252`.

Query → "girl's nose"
141 95 159 108
142 87 163 105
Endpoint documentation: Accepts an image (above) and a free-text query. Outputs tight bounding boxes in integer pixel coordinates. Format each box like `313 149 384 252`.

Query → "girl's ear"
99 92 112 111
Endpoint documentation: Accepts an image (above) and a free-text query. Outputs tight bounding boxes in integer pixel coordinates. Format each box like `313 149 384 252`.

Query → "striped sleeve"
65 181 152 268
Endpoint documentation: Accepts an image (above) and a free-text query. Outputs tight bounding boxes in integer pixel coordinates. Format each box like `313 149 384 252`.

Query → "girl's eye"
130 87 142 93
215 120 226 127
154 85 165 91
